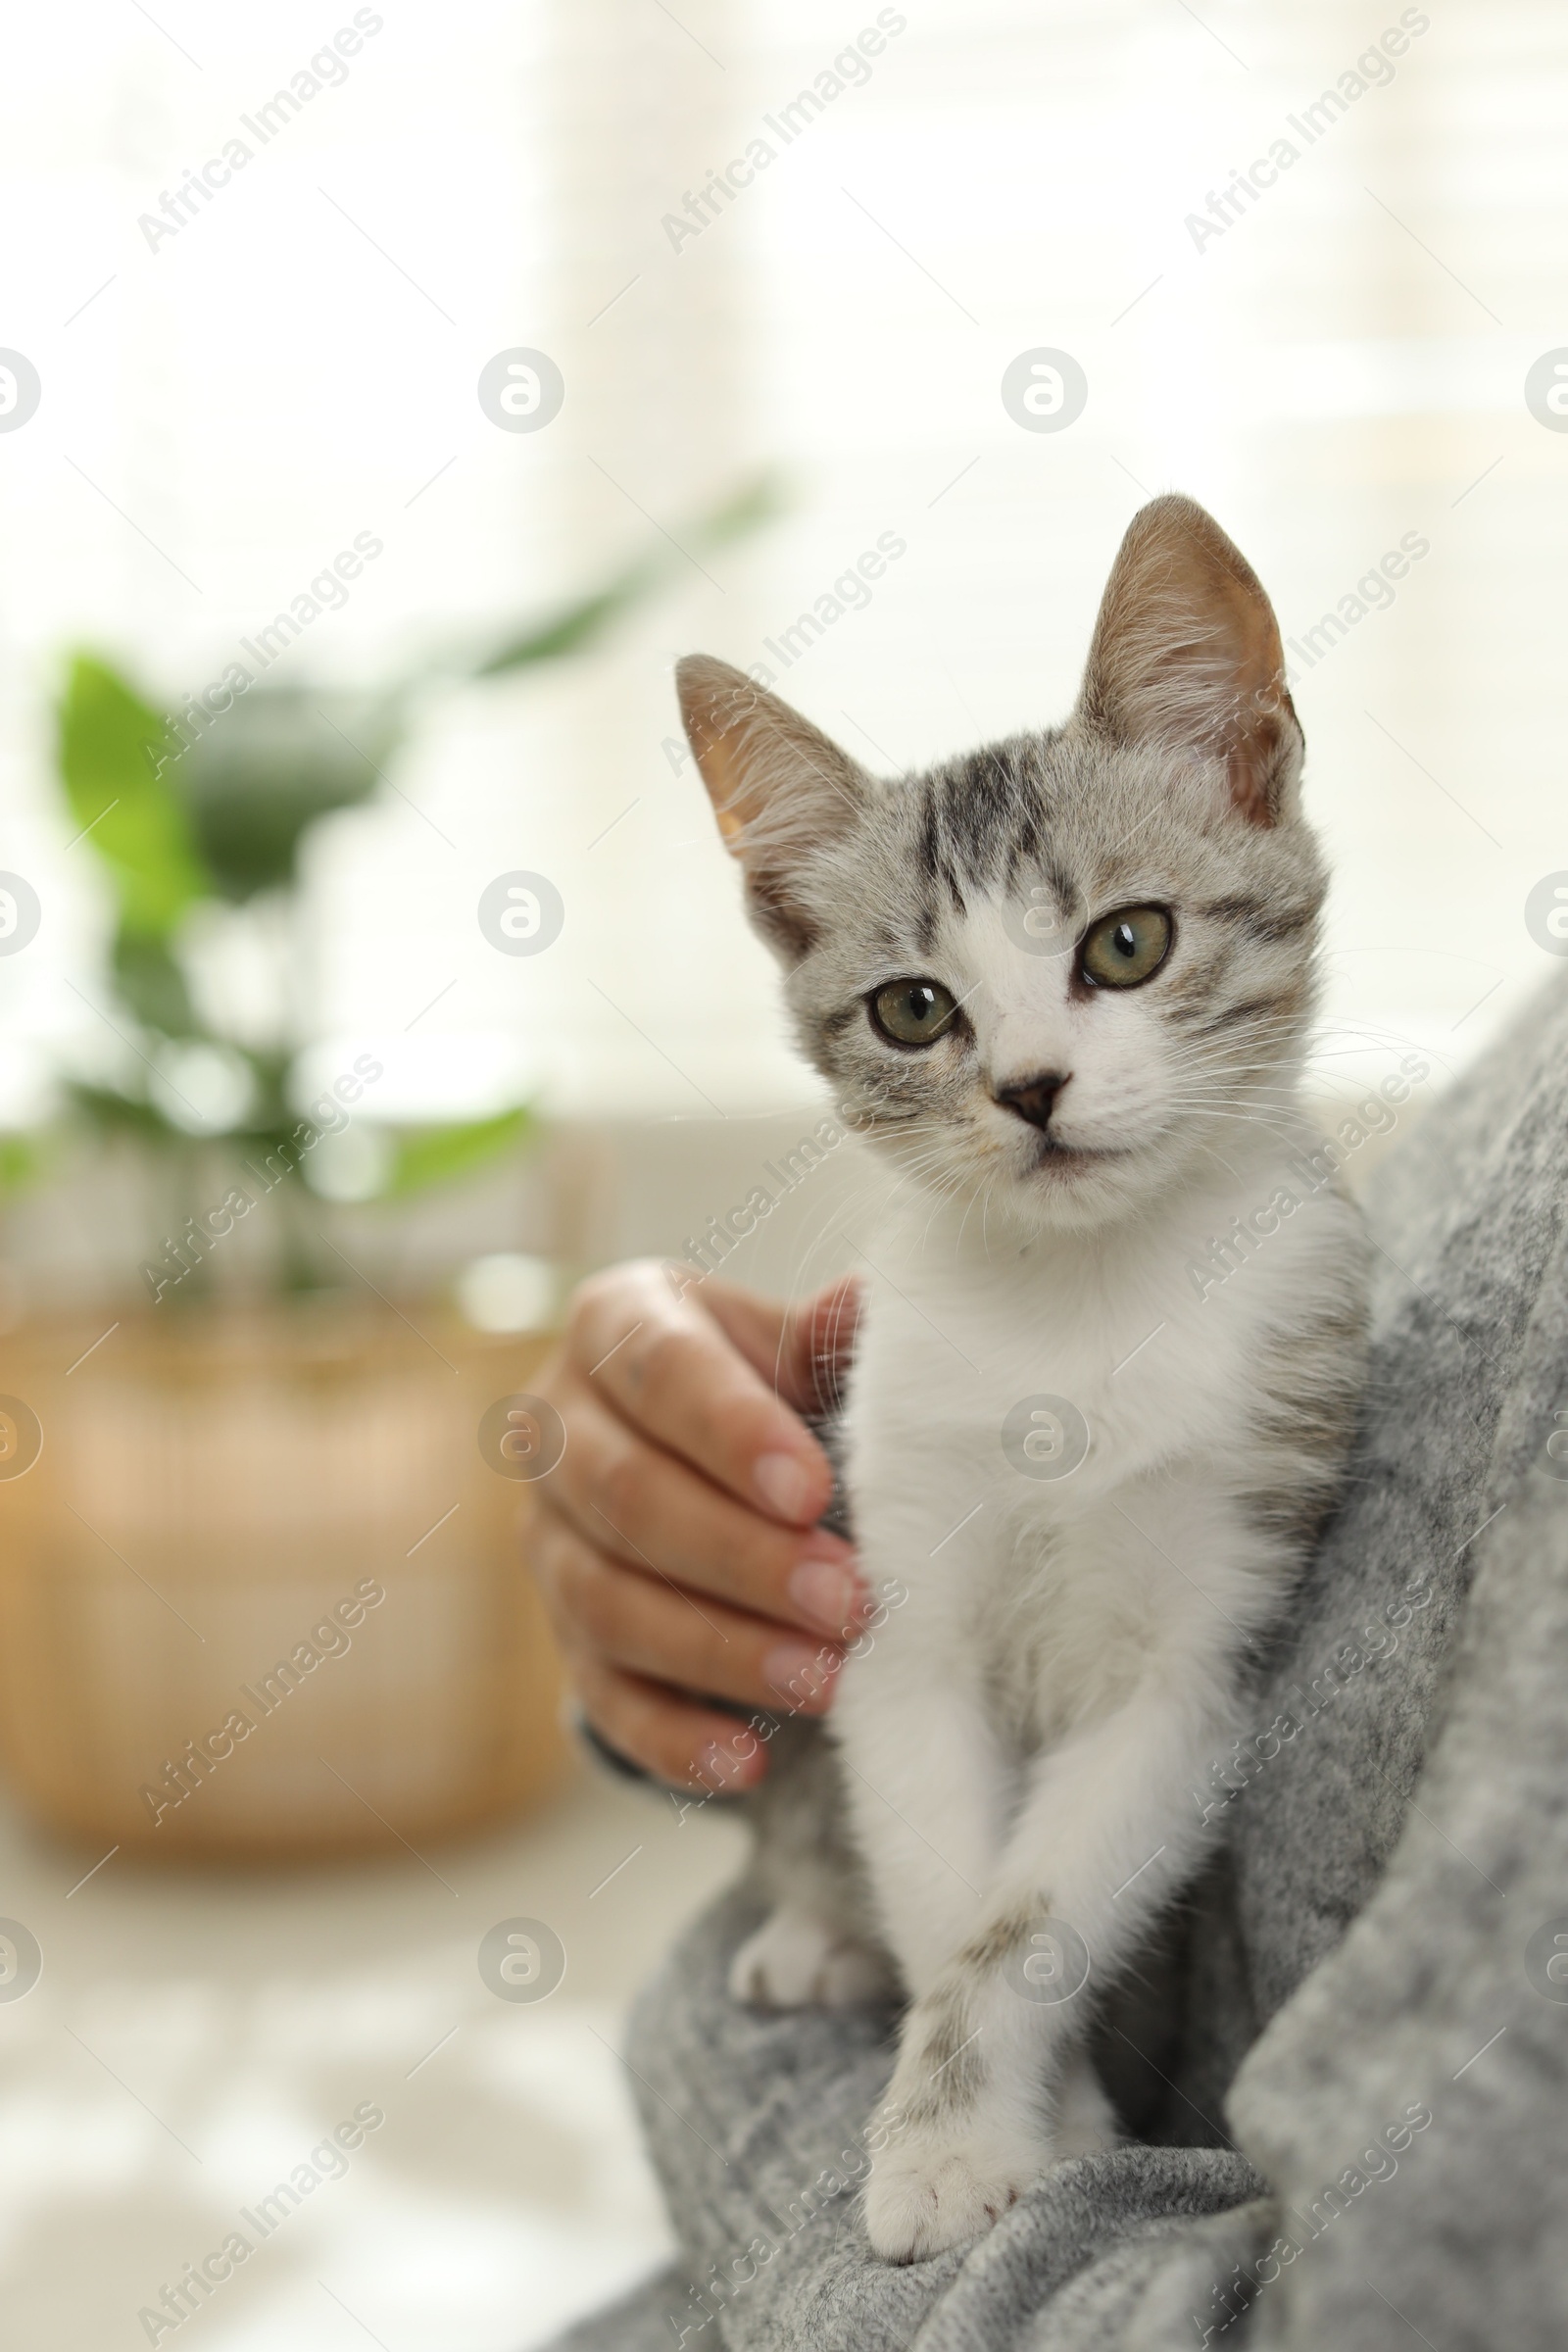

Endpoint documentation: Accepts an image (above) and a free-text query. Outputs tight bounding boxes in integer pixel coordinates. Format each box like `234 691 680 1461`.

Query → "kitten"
675 494 1369 2265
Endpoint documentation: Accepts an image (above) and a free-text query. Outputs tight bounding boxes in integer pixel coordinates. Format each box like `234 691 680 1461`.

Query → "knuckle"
570 1555 625 1651
571 1260 668 1349
532 1536 589 1642
640 1319 705 1391
568 1266 625 1325
566 1271 638 1364
593 1440 649 1527
620 1254 680 1298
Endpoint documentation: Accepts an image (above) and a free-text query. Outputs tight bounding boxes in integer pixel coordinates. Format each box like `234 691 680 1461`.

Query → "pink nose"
994 1071 1069 1131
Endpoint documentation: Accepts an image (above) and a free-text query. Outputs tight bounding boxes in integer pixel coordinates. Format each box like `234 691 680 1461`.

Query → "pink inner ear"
1229 739 1272 824
1225 694 1298 826
1078 495 1303 827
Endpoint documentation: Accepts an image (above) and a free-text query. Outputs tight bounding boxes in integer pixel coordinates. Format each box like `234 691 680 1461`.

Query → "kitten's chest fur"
838 1147 1358 1762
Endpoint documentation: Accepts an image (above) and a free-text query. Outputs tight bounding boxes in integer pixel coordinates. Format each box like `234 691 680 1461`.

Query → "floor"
0 1758 748 2350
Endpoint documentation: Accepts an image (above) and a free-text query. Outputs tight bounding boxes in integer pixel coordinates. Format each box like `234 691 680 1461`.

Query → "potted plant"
0 480 775 1858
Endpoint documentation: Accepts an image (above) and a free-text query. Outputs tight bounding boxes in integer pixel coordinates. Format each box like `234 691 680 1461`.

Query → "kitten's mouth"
1026 1135 1126 1174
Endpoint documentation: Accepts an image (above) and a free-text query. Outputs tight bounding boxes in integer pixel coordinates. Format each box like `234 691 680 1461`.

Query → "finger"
540 1381 866 1638
700 1274 863 1420
548 1530 843 1717
567 1262 838 1528
571 1655 774 1792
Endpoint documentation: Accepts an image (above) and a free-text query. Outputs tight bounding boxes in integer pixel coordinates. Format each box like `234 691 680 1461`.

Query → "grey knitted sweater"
551 972 1568 2352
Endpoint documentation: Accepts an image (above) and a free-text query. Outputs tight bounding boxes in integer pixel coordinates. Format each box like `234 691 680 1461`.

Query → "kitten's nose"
994 1071 1069 1131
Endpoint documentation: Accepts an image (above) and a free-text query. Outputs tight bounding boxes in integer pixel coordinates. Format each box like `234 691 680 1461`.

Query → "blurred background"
1 0 1566 2343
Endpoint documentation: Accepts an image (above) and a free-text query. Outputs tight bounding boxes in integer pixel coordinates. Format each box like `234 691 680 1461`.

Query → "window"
3 0 1562 1142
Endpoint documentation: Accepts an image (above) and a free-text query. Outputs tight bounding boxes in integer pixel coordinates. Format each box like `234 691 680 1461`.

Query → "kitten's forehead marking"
895 738 1191 967
909 751 1052 893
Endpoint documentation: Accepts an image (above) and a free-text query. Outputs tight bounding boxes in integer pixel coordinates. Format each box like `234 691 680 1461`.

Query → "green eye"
870 979 959 1048
1080 906 1172 989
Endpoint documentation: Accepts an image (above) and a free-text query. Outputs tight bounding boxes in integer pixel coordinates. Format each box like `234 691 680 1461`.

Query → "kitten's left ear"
1076 493 1303 824
676 655 874 954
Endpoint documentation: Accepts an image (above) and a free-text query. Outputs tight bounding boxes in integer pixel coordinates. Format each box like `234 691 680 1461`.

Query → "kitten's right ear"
676 655 873 955
1076 494 1302 825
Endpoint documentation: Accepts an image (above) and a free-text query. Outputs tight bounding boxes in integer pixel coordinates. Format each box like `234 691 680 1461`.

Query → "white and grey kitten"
676 495 1369 2265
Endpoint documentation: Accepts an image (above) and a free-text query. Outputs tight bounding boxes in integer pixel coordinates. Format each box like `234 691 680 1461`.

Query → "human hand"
527 1262 866 1790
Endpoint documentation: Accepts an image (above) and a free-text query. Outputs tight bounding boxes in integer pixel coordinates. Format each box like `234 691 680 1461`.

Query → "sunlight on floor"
0 1760 748 2349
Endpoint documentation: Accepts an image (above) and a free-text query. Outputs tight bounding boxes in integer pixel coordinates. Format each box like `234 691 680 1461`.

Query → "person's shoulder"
1366 969 1568 1251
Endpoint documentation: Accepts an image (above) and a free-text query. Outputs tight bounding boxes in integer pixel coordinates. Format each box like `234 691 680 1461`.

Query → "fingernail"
788 1558 864 1638
763 1640 840 1711
753 1450 814 1521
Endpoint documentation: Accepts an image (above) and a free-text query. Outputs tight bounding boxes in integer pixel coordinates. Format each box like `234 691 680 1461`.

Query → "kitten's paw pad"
728 1908 893 2009
864 2133 1048 2263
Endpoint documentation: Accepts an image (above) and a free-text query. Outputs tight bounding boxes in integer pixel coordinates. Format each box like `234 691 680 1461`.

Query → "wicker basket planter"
0 1300 567 1859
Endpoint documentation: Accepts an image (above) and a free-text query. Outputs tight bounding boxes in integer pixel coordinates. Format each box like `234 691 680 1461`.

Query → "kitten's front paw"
1054 2047 1121 2158
864 2128 1049 2263
727 1905 894 2009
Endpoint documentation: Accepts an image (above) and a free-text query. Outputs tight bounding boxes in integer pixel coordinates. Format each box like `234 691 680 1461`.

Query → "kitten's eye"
870 978 958 1048
1079 906 1172 989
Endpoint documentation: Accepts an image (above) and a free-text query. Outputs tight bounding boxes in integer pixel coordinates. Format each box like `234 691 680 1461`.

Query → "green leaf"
57 654 209 938
474 569 662 674
378 1106 534 1200
691 470 789 550
63 1079 178 1144
111 931 196 1036
473 470 785 678
178 684 404 902
0 1132 43 1194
